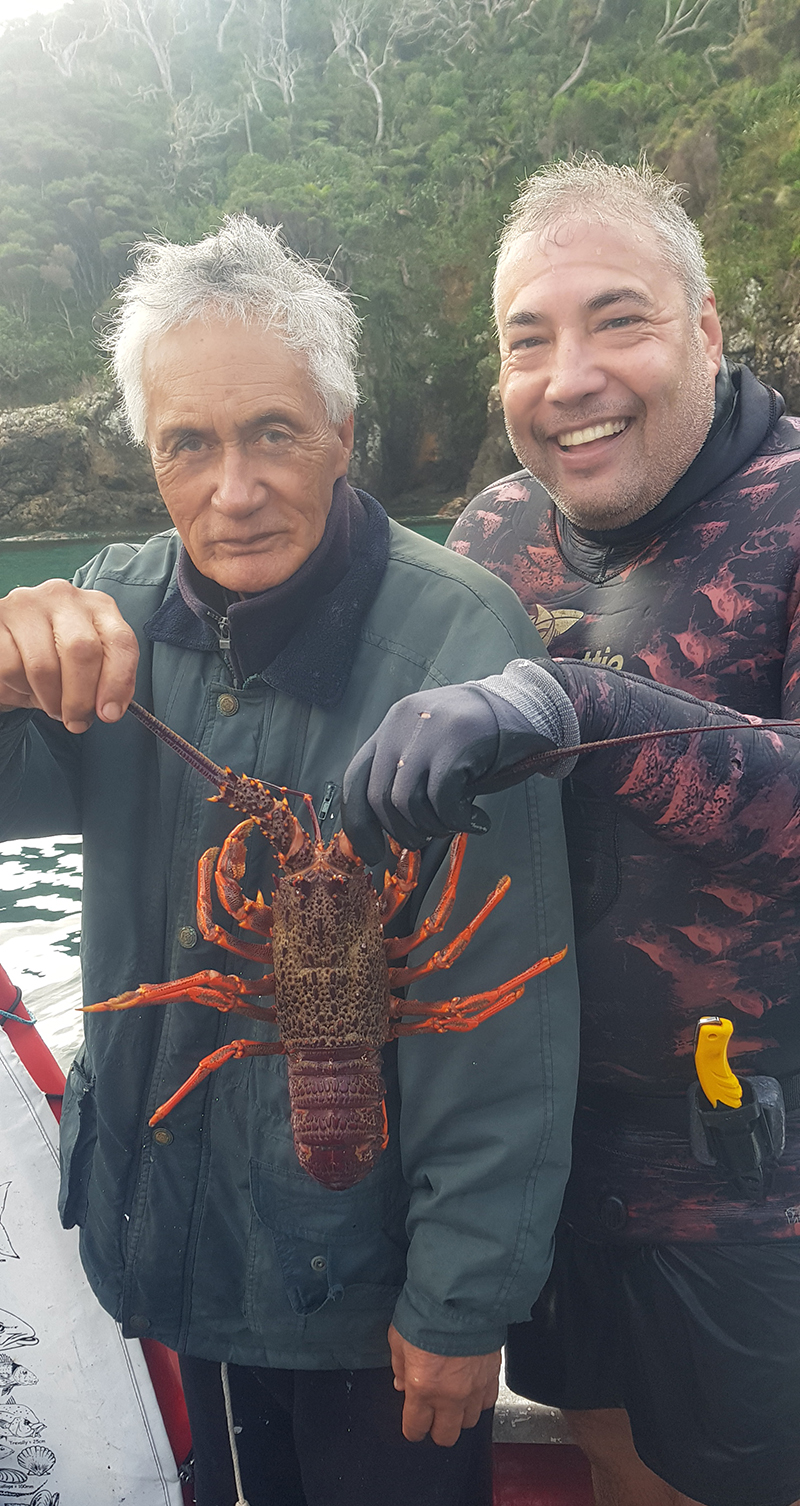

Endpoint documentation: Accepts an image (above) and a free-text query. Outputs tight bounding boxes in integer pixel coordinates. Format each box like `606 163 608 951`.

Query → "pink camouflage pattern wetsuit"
448 361 800 1240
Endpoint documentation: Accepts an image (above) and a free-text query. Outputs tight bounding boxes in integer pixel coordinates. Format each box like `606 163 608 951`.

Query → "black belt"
578 1071 800 1134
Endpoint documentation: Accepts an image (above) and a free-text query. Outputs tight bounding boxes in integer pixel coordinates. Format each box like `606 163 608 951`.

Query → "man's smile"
555 418 630 449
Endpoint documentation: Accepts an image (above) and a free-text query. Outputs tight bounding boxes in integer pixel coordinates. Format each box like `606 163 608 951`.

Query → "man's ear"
699 293 724 380
334 413 355 477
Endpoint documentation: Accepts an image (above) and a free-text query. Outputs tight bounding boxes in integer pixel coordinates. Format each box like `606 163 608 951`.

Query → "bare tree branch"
703 0 752 80
39 12 111 77
241 0 301 108
656 0 719 45
324 0 434 145
216 0 242 52
553 37 592 95
552 0 604 98
102 0 190 99
171 88 240 168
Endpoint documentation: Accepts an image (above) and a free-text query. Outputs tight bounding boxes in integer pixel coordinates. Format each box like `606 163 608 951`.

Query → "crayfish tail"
288 1046 389 1189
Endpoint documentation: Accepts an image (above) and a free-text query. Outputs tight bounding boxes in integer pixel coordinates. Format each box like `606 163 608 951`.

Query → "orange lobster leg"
197 834 274 962
377 840 421 926
213 819 274 936
387 945 568 1035
150 1037 285 1125
384 833 468 960
389 870 512 986
85 969 277 1021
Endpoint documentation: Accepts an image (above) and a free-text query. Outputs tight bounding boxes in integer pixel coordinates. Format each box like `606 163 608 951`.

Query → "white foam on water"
0 838 83 1071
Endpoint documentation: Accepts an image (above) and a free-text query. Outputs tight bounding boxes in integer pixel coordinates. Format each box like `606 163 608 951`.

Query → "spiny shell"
18 1445 56 1475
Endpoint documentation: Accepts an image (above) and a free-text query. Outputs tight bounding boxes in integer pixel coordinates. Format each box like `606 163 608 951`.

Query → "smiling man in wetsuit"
342 158 800 1506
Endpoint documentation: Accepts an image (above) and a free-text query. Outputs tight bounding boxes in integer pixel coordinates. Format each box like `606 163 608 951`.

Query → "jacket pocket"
247 1153 408 1318
58 1050 97 1230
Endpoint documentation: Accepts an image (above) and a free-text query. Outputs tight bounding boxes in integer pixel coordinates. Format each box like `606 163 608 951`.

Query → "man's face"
495 218 723 530
145 318 354 593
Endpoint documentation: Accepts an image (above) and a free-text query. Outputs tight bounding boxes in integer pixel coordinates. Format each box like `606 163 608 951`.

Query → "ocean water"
0 522 452 1069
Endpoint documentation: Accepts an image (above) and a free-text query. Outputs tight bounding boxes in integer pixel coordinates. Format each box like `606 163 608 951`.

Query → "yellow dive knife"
693 1016 743 1109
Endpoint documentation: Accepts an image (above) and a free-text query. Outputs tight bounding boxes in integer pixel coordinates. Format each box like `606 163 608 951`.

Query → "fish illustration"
0 1315 36 1351
0 1401 44 1445
0 1354 37 1400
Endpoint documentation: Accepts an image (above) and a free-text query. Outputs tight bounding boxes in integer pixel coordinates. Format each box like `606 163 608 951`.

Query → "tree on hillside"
0 0 797 497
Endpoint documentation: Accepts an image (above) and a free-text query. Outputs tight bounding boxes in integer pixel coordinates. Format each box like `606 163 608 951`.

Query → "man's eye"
176 435 205 454
600 316 642 330
258 428 291 446
510 336 545 352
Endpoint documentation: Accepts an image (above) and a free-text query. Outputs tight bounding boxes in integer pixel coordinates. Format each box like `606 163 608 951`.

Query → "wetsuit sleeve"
550 659 800 898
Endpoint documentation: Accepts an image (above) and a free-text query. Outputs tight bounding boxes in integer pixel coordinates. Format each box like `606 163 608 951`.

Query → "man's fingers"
88 600 140 722
52 608 109 732
0 583 139 734
388 1329 501 1448
341 741 388 867
400 1393 437 1443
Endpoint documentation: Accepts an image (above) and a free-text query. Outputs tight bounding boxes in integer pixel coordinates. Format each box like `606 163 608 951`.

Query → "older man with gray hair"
0 215 579 1505
343 158 800 1506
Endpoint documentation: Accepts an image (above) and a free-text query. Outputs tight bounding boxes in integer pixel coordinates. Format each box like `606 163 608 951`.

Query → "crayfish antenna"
127 700 316 859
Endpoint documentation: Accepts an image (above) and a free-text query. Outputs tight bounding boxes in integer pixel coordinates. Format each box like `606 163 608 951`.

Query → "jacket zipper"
207 609 239 684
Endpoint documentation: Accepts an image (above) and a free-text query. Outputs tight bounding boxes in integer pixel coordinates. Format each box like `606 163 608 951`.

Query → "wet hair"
495 156 710 319
105 214 360 442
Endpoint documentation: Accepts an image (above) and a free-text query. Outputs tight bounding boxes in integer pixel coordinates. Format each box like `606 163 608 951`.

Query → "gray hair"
495 157 710 319
105 214 360 442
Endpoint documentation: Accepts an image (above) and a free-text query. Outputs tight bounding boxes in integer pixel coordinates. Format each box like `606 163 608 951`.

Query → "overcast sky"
0 0 68 22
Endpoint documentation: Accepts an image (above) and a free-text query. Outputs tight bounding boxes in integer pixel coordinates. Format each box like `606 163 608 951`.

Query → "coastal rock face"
465 385 517 500
0 394 168 537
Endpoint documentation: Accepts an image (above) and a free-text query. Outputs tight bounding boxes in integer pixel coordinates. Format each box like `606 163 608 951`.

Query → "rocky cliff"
0 394 167 538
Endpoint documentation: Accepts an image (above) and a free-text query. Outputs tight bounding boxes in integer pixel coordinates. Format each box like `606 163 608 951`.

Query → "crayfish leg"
384 834 474 964
150 1038 285 1125
197 841 273 962
387 944 568 1035
213 820 274 937
389 869 511 984
85 970 277 1020
377 842 421 927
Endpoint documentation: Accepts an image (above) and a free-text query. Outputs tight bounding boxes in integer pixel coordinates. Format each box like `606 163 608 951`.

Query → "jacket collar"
144 484 391 709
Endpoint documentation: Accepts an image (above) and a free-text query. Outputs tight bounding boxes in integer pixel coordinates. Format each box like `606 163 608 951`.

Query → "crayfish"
85 701 566 1190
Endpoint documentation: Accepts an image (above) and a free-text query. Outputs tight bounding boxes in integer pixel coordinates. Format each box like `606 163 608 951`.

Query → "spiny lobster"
85 702 567 1191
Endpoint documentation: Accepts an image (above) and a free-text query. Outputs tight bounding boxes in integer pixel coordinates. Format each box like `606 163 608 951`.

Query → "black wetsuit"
449 362 800 1242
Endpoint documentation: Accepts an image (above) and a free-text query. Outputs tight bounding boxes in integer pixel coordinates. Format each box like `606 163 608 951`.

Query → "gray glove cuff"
469 659 580 778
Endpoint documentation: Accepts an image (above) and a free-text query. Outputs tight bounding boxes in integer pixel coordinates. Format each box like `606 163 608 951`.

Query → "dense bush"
0 0 798 498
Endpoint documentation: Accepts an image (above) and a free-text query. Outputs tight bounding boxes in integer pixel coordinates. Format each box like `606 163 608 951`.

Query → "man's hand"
0 581 139 733
388 1324 501 1447
342 681 560 865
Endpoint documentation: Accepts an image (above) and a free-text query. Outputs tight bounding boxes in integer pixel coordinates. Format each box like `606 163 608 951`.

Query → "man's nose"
544 332 606 407
213 444 263 513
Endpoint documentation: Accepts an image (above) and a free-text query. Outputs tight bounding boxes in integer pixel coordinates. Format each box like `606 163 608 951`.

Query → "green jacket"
0 507 578 1368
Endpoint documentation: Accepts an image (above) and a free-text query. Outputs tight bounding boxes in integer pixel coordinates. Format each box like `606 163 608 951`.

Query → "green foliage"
0 0 798 492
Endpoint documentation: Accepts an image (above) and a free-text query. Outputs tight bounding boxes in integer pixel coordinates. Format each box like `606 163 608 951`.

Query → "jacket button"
129 1314 151 1333
598 1195 628 1232
310 1255 327 1272
217 693 239 716
179 926 198 949
153 1128 174 1146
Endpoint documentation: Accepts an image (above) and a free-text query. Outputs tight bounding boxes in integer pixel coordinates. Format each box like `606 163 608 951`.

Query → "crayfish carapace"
86 701 567 1190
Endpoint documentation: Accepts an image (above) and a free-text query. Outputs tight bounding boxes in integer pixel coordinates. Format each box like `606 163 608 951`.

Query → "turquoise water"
0 520 451 597
0 536 152 595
